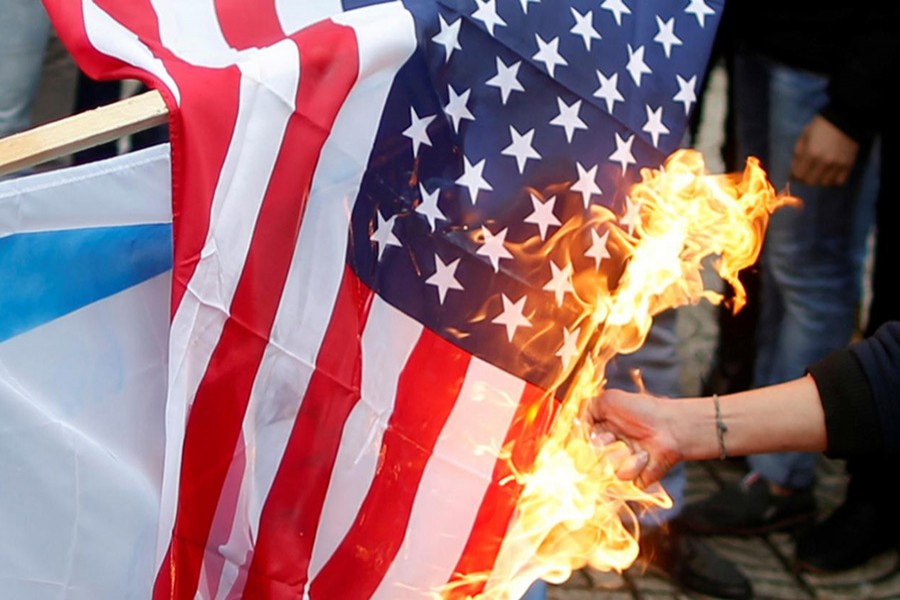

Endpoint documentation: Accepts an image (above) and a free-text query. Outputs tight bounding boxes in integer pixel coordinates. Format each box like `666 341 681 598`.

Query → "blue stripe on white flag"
0 224 172 342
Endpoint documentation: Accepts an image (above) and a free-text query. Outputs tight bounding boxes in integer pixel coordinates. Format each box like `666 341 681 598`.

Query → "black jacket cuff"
808 350 883 458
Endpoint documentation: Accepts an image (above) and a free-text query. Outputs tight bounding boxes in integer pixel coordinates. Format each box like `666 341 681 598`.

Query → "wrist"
661 397 703 463
668 397 719 461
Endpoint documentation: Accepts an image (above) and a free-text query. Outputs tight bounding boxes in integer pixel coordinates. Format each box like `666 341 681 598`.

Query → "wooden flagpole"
0 90 169 178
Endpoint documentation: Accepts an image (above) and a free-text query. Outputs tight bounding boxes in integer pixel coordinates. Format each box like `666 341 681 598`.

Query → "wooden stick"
0 90 169 177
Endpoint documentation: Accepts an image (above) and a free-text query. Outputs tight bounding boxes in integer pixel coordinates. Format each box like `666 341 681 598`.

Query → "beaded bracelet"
713 393 728 460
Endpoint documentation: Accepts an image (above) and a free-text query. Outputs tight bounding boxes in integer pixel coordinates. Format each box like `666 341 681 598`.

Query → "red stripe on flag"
239 269 375 599
215 0 285 50
307 330 473 600
166 64 242 314
444 385 559 598
152 21 360 600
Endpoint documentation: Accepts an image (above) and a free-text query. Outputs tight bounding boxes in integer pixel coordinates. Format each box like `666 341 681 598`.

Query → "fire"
441 149 794 599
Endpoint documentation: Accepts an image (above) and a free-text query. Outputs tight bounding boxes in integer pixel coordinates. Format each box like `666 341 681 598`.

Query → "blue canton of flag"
352 0 723 393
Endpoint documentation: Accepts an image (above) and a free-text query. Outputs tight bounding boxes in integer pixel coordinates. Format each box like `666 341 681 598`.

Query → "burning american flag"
37 0 767 598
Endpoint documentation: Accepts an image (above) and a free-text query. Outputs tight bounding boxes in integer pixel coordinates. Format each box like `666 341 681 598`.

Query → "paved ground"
27 31 900 600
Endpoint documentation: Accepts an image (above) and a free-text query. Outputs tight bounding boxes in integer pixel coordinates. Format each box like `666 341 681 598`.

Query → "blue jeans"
734 53 876 489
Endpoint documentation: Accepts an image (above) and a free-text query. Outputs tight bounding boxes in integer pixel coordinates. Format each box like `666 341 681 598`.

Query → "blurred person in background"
679 1 898 575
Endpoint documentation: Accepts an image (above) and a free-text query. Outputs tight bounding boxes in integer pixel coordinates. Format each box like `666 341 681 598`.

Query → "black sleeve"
849 322 900 457
808 345 883 459
808 322 900 458
820 6 900 142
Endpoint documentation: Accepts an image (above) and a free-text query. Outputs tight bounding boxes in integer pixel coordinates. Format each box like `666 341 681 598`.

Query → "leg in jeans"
746 59 875 490
680 53 875 539
794 103 900 573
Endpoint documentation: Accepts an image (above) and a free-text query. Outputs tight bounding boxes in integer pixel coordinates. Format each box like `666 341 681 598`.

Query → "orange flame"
441 149 795 599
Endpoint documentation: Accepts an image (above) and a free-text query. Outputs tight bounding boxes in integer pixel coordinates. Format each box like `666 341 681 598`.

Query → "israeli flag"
0 145 172 599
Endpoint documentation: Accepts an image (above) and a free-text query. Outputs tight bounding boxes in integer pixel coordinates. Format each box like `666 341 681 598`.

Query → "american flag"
45 0 721 597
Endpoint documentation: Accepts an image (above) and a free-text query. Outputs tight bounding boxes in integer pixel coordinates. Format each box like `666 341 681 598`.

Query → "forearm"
669 376 828 461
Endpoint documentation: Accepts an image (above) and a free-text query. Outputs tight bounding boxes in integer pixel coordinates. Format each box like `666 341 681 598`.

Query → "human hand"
790 115 859 187
589 389 683 488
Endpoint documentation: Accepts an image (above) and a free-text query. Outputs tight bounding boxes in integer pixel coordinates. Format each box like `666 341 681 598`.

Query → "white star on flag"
626 44 652 87
519 0 540 13
556 326 581 370
431 15 461 62
674 74 697 115
371 211 402 261
492 294 532 342
642 105 670 147
550 98 587 143
456 156 493 204
685 0 715 27
543 261 575 306
402 106 434 157
601 0 631 26
654 16 682 58
571 162 602 208
501 126 541 173
524 194 561 240
593 70 624 114
426 255 463 304
570 7 601 50
586 228 612 269
477 226 513 272
533 34 568 78
471 0 506 36
621 196 642 236
486 57 525 105
609 133 636 175
415 183 446 230
444 85 474 133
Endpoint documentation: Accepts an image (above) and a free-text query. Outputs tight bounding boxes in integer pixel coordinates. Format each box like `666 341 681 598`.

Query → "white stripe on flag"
307 295 423 582
330 2 416 81
150 0 241 66
275 0 344 37
212 9 417 592
244 4 415 540
156 38 301 568
370 358 525 600
82 0 181 103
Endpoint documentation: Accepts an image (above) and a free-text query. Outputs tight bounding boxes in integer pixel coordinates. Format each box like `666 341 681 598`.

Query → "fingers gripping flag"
44 0 722 598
